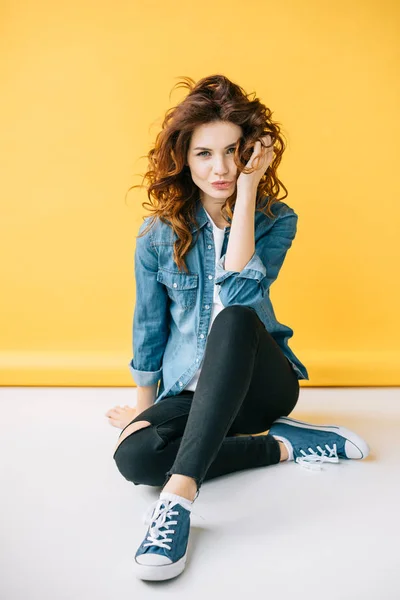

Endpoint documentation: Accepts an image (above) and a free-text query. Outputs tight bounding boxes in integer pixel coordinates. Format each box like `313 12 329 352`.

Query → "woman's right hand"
105 405 138 429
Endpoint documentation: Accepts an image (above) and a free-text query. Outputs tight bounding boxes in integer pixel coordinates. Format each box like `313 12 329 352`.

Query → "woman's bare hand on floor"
105 405 138 429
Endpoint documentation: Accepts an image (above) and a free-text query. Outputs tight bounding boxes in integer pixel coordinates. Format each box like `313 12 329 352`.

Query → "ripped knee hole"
113 420 151 453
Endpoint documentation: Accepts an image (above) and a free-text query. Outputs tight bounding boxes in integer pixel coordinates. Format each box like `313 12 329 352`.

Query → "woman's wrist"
136 383 158 413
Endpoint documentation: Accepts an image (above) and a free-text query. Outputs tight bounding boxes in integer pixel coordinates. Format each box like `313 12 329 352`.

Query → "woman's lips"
211 181 232 189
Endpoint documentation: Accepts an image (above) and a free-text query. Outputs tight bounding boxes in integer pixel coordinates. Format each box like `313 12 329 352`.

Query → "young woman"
105 74 370 581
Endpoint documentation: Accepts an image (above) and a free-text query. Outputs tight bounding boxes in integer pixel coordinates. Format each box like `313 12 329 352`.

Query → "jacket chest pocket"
156 268 199 309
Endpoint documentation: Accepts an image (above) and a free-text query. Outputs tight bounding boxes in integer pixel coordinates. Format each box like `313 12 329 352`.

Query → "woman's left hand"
236 134 275 195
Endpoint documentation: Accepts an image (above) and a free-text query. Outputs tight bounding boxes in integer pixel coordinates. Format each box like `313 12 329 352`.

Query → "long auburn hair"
127 74 289 273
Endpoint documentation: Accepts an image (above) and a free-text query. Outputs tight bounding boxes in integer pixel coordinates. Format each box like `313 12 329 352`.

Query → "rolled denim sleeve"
128 220 169 386
214 210 298 307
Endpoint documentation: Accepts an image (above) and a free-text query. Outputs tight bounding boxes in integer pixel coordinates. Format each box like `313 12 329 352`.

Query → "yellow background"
1 0 399 387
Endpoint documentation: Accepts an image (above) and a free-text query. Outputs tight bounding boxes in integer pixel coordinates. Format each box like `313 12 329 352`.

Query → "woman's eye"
197 148 235 157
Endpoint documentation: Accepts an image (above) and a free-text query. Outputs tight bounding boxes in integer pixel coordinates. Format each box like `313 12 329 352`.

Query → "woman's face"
186 120 242 205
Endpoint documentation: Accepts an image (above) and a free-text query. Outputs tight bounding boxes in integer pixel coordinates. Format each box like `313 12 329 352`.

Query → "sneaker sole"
273 417 370 459
133 552 187 581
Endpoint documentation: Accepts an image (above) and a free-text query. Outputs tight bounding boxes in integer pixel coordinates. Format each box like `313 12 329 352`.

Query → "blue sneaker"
269 416 370 471
133 493 204 581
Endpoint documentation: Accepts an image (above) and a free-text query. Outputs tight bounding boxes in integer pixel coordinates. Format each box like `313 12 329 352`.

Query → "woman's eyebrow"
193 143 237 150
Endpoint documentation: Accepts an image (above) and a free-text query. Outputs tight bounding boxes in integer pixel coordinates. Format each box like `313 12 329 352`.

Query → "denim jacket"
129 196 309 404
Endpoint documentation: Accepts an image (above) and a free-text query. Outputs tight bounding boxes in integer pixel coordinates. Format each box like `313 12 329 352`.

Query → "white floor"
1 386 399 600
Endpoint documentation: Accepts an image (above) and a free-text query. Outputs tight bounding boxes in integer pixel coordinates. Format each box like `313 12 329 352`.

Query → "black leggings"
113 305 300 499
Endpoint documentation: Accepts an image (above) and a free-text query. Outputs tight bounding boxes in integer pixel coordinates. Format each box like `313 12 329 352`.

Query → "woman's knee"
212 305 260 338
113 420 151 455
113 423 164 485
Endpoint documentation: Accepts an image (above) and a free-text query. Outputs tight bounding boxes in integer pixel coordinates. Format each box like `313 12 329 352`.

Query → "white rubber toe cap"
135 553 173 566
344 437 370 459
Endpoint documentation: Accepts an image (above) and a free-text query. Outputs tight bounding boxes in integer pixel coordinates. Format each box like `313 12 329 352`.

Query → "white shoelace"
142 498 205 550
295 443 339 471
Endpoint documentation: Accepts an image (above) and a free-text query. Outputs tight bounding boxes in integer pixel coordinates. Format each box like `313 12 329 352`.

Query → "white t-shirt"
184 207 226 392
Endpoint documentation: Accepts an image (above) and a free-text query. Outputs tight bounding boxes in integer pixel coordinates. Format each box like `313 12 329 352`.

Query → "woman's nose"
213 158 229 175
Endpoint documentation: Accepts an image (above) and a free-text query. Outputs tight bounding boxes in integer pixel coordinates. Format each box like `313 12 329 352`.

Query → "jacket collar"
189 196 233 233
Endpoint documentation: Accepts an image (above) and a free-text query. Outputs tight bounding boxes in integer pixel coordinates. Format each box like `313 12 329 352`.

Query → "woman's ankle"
277 440 289 461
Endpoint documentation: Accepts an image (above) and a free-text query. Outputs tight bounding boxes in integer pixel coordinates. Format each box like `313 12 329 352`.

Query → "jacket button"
208 245 212 249
173 283 178 288
205 305 210 309
208 275 213 280
178 381 183 386
200 334 204 339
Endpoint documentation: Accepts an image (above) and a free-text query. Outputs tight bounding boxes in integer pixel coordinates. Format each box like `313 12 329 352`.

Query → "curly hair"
127 74 289 273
